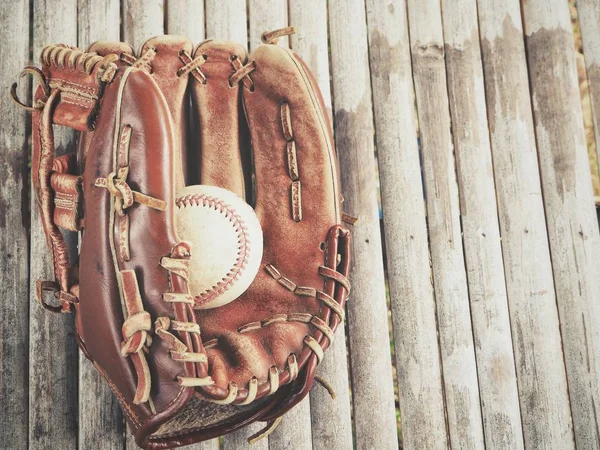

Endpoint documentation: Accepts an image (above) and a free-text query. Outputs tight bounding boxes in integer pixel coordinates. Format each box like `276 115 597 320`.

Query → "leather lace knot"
95 170 167 215
121 311 152 356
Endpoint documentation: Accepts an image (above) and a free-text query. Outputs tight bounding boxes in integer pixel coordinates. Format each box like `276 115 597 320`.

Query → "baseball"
175 185 263 309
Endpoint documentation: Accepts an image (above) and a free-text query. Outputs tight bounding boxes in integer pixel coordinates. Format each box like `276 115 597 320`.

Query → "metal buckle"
35 279 66 313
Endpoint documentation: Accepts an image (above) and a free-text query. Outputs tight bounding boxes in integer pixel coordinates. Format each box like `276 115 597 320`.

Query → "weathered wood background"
1 0 600 449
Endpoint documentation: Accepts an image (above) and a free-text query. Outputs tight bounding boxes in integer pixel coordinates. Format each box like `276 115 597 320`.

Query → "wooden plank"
328 1 398 448
289 2 333 119
364 1 448 449
0 1 30 449
79 358 124 450
269 397 312 450
131 432 219 450
577 0 600 176
76 4 124 450
439 1 525 448
77 0 120 46
289 4 354 449
29 1 79 449
521 1 600 448
248 0 288 50
165 0 205 44
192 439 219 450
476 1 575 448
223 423 268 450
404 0 483 448
122 0 164 50
205 0 246 44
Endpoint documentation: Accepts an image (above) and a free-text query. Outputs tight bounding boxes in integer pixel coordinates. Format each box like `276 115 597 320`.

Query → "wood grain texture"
477 1 575 448
76 5 124 449
122 0 164 50
289 3 354 449
77 0 120 47
30 1 79 449
248 0 288 50
268 397 312 450
130 430 219 450
576 0 600 176
205 0 246 44
193 439 220 450
166 0 205 44
440 0 524 448
0 1 30 449
223 422 268 450
522 1 600 448
364 1 448 449
405 0 484 448
289 1 333 118
79 358 124 450
328 0 398 448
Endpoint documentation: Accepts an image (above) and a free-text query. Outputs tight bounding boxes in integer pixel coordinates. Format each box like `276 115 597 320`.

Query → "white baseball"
175 185 263 309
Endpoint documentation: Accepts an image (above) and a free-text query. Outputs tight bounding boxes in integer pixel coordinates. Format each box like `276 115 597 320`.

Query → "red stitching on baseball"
176 193 251 307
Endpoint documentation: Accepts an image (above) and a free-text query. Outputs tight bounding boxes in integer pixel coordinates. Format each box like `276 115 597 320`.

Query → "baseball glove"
12 28 351 449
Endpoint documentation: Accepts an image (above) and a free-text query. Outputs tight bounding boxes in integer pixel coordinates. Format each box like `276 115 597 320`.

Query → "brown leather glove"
13 29 350 449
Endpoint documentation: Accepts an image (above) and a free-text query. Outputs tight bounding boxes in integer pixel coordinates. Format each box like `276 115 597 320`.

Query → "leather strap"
32 90 75 312
26 46 118 312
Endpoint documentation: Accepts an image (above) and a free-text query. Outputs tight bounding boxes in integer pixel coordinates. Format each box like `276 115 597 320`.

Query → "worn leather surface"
24 36 350 449
79 65 186 415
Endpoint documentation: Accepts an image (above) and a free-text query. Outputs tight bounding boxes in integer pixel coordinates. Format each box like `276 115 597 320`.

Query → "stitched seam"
54 198 76 208
147 385 188 422
59 97 94 108
175 194 250 305
54 192 78 200
49 78 97 92
58 91 95 101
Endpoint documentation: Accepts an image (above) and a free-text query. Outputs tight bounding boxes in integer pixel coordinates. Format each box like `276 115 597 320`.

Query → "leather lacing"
95 170 167 215
11 45 117 112
177 50 206 84
40 44 118 76
154 261 350 404
120 47 157 74
154 257 350 443
175 49 256 91
119 241 204 406
124 45 257 92
154 254 217 399
261 26 296 45
228 56 255 90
